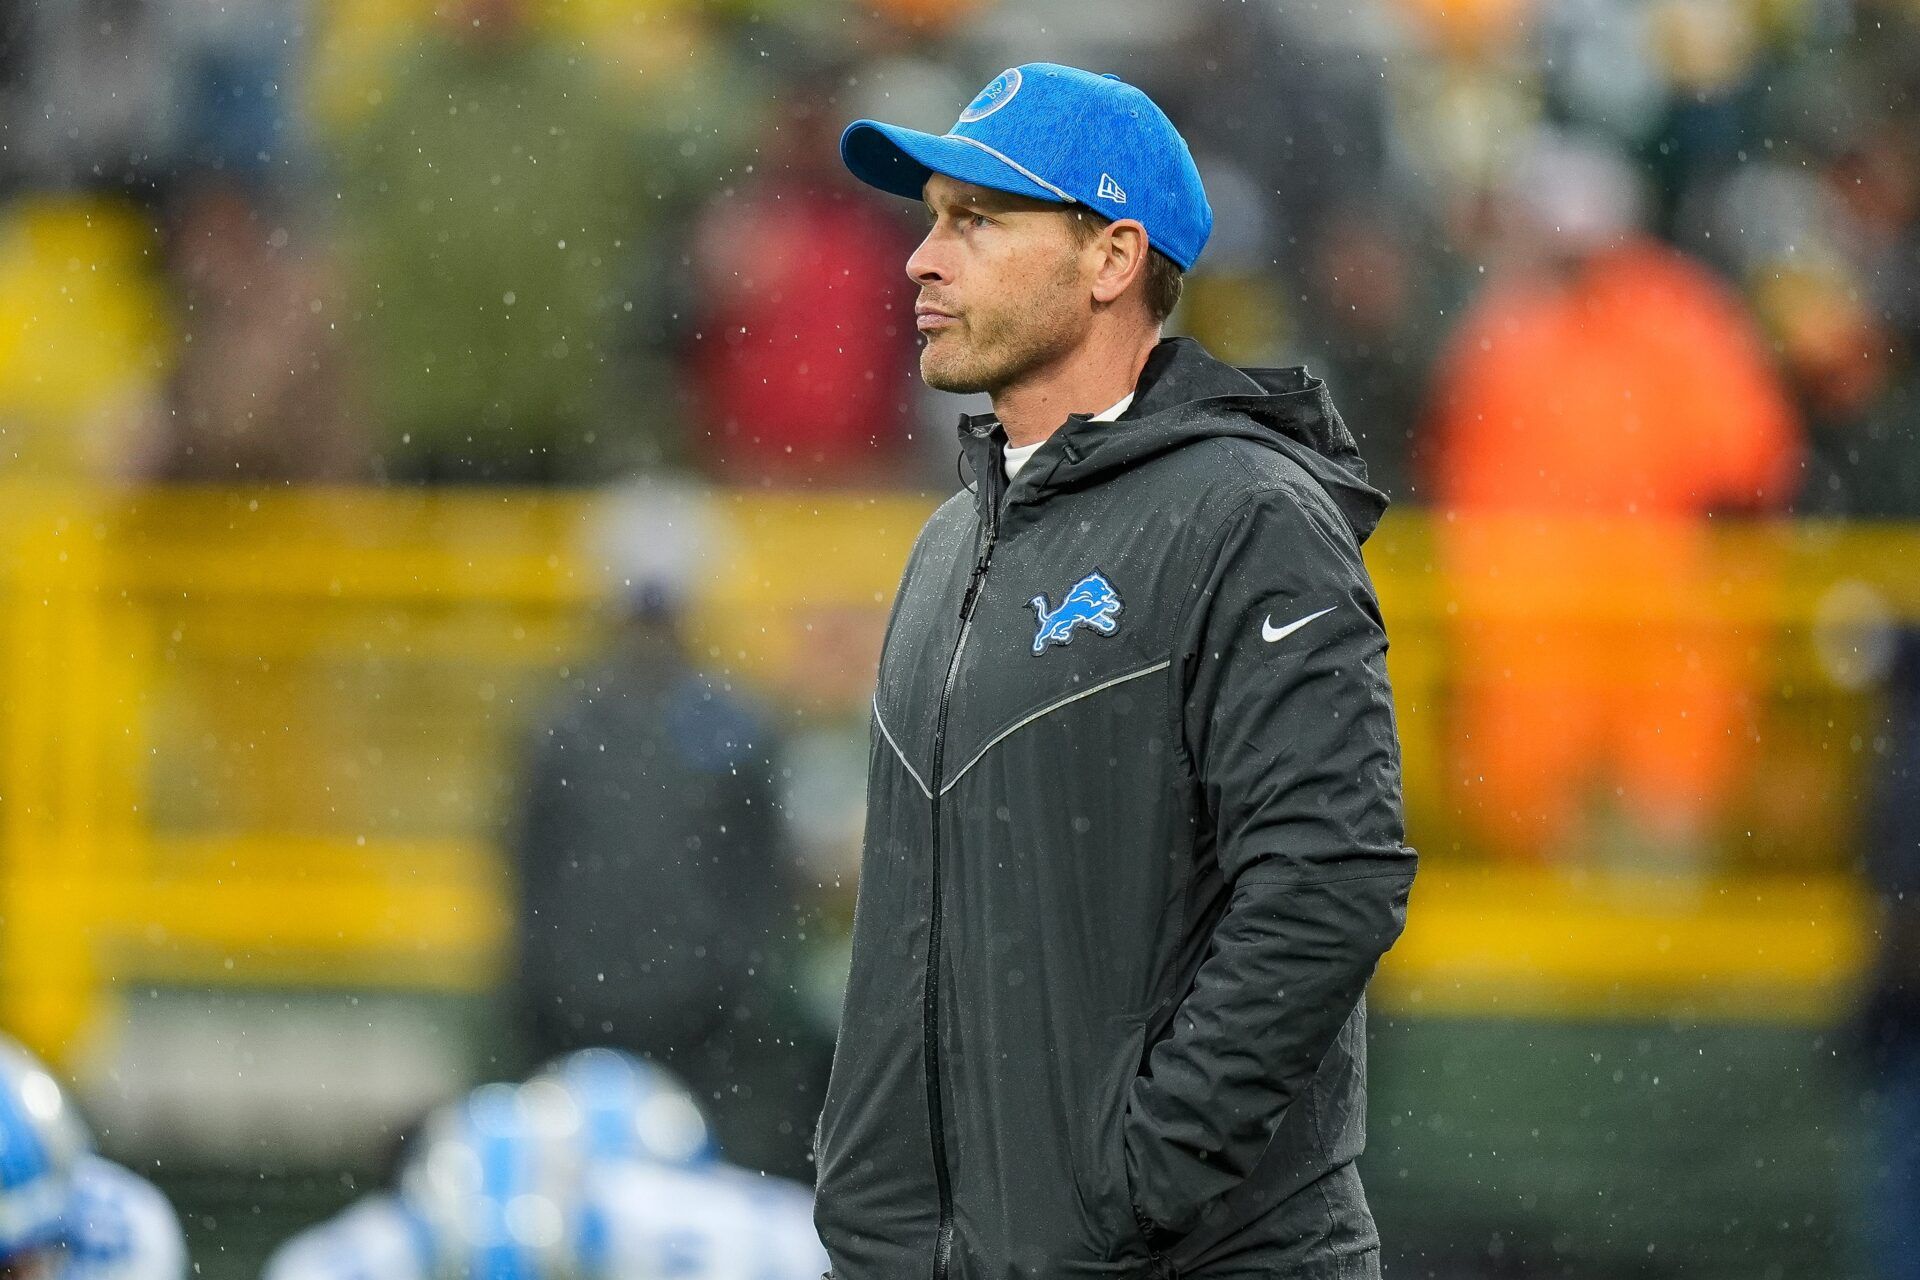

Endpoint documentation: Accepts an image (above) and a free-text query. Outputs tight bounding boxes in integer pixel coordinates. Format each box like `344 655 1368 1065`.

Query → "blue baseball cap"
841 63 1213 271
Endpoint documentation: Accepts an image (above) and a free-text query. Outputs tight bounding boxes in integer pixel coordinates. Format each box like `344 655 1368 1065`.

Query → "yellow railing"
2 484 1913 1060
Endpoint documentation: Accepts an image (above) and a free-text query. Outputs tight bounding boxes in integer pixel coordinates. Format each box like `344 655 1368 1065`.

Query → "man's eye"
923 211 991 230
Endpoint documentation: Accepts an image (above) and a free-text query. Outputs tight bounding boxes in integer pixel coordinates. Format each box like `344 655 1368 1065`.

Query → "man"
816 64 1416 1280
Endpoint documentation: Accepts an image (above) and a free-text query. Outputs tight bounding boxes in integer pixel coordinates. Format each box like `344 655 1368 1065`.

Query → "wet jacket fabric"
813 337 1417 1280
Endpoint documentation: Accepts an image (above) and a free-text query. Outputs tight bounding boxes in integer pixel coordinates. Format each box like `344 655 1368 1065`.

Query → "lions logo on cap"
958 68 1022 123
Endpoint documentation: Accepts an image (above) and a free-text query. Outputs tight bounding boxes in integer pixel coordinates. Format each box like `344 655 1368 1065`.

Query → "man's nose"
906 228 950 287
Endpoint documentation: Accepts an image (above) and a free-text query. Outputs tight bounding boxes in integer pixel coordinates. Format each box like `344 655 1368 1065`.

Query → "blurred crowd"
0 0 1911 505
4 0 1908 946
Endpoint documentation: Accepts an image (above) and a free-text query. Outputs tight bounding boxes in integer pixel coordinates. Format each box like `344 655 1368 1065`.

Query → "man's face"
907 174 1094 395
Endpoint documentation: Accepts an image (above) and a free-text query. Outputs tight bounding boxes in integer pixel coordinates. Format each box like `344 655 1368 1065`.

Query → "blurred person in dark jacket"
1862 627 1920 1280
12 0 186 193
509 477 828 1179
1776 34 1920 1273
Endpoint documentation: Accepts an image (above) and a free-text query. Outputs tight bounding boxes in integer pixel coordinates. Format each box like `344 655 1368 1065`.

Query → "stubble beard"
919 254 1084 396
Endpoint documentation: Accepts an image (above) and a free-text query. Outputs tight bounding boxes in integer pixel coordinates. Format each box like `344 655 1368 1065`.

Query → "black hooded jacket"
814 337 1417 1280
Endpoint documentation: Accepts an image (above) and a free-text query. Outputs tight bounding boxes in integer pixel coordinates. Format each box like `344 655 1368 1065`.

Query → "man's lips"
915 307 958 333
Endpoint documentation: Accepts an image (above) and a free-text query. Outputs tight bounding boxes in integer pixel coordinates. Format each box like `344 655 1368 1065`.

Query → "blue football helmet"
0 1035 91 1259
55 1156 186 1280
525 1050 713 1169
401 1084 584 1280
260 1194 432 1280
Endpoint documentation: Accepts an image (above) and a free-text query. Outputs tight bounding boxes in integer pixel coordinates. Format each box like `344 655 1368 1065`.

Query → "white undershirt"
1003 392 1136 480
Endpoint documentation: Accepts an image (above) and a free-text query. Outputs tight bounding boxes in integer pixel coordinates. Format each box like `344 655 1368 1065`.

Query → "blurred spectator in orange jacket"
685 66 920 488
1423 131 1801 868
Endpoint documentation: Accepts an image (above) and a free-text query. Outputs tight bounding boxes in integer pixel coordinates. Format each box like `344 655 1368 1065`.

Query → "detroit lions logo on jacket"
1028 570 1123 653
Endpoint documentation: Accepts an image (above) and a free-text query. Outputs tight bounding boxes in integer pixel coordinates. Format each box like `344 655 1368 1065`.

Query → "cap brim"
840 120 1072 206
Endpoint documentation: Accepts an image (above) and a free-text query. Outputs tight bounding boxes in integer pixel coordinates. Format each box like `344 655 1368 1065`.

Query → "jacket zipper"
924 472 1000 1280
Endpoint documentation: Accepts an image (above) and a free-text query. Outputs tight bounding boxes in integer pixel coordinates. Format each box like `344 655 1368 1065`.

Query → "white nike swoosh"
1261 605 1338 644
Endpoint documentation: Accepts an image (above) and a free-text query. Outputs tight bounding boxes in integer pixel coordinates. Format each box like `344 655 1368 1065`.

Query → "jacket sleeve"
1123 484 1417 1237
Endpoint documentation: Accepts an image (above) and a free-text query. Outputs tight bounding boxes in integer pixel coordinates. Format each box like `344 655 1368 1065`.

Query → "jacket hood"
958 336 1389 545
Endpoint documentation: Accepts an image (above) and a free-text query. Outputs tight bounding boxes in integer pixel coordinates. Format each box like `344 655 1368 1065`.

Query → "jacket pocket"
1068 1013 1153 1261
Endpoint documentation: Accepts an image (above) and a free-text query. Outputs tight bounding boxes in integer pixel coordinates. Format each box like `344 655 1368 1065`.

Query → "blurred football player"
522 1050 712 1170
267 1054 826 1280
401 1084 580 1280
512 477 826 1182
534 1049 816 1280
574 1159 825 1280
405 1071 824 1280
0 1036 186 1280
257 1195 433 1280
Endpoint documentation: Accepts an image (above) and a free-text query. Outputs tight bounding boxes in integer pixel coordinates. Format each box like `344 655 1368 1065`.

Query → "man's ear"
1089 218 1151 307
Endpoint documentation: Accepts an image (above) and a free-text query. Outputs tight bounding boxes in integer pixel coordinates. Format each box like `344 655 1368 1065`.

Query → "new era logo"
1096 172 1127 204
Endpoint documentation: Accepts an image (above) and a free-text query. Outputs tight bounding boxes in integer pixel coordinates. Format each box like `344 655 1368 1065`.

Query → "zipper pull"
958 558 987 620
957 531 995 622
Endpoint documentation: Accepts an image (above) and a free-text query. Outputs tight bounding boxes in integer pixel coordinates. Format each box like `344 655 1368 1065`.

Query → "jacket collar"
952 336 1388 544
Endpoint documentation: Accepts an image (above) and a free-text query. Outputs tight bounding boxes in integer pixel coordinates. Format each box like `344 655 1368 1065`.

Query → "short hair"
1067 208 1184 324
